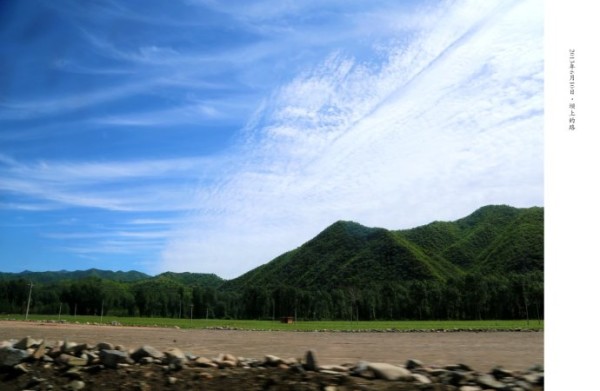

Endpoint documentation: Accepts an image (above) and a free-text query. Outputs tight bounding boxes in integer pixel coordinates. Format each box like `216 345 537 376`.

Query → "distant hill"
0 205 543 321
225 205 543 291
154 272 224 288
0 268 150 283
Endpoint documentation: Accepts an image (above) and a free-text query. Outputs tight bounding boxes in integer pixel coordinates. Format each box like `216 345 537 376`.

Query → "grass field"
2 314 543 331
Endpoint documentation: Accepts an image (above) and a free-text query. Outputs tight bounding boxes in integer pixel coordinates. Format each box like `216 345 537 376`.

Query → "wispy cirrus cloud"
0 154 222 212
1 0 543 276
160 0 544 278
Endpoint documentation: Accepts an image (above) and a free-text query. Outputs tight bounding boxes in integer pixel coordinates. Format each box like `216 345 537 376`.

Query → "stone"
0 347 31 367
100 349 130 369
13 363 29 374
405 358 424 370
131 345 165 362
32 340 47 359
318 365 349 373
305 350 318 371
72 343 90 355
324 386 337 391
515 380 533 391
367 363 412 381
62 341 78 353
222 353 237 363
219 360 236 368
412 373 432 384
476 374 506 389
522 372 543 385
48 345 63 358
284 357 298 365
167 376 178 385
440 370 471 386
64 368 84 380
199 372 213 380
492 366 514 379
195 357 218 368
96 342 114 351
459 386 482 391
135 382 151 391
57 354 88 367
0 340 13 349
265 354 283 366
164 348 187 368
14 336 38 350
139 357 154 365
67 380 85 390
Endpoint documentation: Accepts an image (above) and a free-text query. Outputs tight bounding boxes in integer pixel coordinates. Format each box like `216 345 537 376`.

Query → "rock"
459 386 482 391
440 370 472 386
167 376 178 385
32 340 47 359
446 363 473 371
64 368 84 379
284 357 298 365
318 365 349 373
25 376 47 389
522 372 543 385
0 347 31 367
0 340 13 349
14 336 38 350
100 349 130 369
367 362 412 381
57 354 88 367
114 344 127 351
48 344 63 358
131 345 165 362
324 386 337 391
195 357 218 368
72 343 90 355
67 380 85 390
139 357 154 365
62 341 78 353
220 360 237 368
164 347 187 368
199 372 213 380
305 350 318 371
492 366 514 379
96 342 114 351
515 380 533 390
477 373 506 389
406 358 424 370
528 364 543 372
412 373 432 384
264 354 283 366
13 363 29 374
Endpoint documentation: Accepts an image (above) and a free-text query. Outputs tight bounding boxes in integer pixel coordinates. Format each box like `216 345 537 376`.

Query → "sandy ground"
0 321 543 371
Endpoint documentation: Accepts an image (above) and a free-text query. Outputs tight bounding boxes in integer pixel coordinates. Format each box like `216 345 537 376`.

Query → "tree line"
0 271 543 321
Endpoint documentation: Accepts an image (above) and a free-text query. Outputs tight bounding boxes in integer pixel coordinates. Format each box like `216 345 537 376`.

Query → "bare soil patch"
0 321 542 371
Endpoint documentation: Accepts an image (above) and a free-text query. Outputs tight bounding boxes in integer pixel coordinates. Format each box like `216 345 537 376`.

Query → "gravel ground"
0 321 543 371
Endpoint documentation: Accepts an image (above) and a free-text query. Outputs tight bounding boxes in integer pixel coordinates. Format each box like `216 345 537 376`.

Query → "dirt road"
0 321 543 371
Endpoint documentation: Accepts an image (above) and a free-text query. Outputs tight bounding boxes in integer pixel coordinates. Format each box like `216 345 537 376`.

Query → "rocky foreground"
1 337 543 391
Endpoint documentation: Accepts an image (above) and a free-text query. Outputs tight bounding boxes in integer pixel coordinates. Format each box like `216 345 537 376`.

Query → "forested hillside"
0 205 543 321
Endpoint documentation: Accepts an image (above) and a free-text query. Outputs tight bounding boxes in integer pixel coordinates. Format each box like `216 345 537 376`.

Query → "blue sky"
0 0 544 279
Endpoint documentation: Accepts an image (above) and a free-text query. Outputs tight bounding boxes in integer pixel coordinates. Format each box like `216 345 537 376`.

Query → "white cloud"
0 155 222 212
159 0 543 279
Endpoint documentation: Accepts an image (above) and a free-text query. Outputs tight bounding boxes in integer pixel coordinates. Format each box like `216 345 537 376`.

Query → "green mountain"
0 268 150 283
153 272 224 288
226 205 543 291
0 205 544 321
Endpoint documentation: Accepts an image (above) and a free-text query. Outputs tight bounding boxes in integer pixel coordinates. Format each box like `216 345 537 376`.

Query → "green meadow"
3 315 543 331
